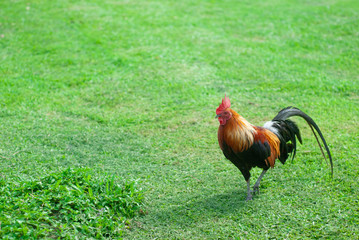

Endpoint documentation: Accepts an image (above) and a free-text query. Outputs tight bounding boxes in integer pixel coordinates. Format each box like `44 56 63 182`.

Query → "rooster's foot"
246 194 253 201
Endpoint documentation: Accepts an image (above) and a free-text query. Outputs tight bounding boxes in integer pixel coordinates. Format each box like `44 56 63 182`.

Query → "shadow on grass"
188 190 247 214
150 189 248 227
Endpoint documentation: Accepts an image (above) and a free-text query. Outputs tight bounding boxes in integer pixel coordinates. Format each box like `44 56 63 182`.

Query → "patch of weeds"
0 168 144 239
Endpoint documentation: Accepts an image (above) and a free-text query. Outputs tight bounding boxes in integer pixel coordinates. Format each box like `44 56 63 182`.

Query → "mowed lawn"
1 0 358 239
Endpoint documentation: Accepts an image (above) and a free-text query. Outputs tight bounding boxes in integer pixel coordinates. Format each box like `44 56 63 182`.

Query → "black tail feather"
270 119 301 164
272 107 333 176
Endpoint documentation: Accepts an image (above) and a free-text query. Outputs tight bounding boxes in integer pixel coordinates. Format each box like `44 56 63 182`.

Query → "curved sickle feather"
273 107 333 176
308 123 333 176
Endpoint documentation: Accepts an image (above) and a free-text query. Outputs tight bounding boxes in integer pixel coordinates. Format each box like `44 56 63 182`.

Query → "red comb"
216 94 231 115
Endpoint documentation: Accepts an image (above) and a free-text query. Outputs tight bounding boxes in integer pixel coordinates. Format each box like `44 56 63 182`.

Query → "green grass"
1 0 358 239
0 168 143 238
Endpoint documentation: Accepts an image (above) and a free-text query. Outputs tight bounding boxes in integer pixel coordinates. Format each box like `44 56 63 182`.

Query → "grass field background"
1 0 358 238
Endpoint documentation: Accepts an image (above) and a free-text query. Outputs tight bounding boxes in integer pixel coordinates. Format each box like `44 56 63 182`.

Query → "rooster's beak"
215 114 220 118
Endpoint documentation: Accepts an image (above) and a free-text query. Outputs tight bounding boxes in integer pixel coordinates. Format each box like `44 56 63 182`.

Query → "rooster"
216 95 333 200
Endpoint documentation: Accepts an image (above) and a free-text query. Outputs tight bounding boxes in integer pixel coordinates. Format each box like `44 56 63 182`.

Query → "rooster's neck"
229 109 255 131
222 110 256 152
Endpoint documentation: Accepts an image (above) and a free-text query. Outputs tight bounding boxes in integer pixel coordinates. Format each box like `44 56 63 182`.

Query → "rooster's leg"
252 169 267 194
238 168 252 201
246 179 253 201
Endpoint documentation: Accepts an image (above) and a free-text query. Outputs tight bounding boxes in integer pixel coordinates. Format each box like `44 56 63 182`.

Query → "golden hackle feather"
258 129 281 167
222 109 256 152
